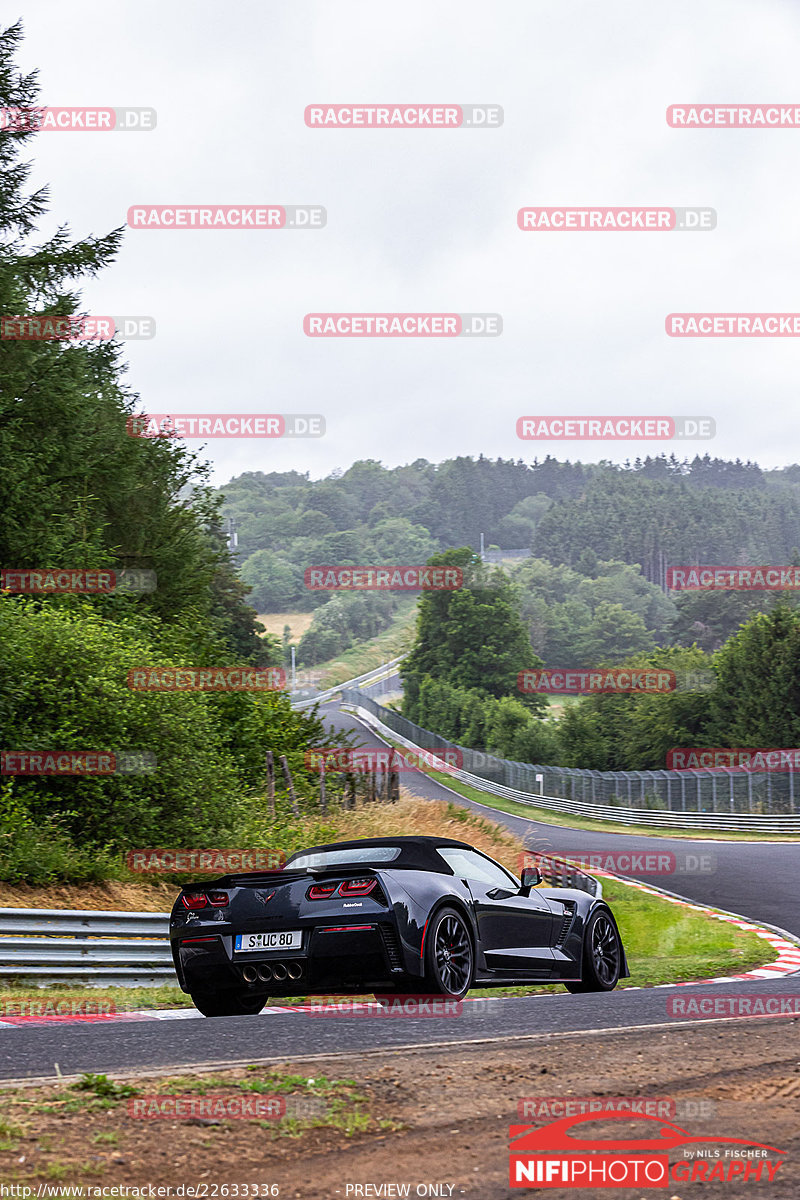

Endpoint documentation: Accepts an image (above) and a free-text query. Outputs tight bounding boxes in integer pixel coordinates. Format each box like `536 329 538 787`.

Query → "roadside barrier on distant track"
342 694 800 833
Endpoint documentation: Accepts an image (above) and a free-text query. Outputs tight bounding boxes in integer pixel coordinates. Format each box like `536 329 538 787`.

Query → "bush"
0 600 329 855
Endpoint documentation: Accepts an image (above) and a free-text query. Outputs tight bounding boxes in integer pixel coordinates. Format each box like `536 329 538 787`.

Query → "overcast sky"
14 0 800 486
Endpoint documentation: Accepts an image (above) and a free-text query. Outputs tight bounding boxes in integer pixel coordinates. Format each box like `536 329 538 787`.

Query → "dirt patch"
1 1020 799 1197
256 612 316 640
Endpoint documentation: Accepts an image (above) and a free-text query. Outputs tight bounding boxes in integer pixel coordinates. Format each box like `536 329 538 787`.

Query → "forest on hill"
219 454 800 666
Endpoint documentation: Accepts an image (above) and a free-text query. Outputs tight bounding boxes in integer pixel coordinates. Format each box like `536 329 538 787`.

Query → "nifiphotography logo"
509 1112 785 1188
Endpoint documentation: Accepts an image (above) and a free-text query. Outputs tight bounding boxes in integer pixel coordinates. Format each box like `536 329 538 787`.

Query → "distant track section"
343 693 800 834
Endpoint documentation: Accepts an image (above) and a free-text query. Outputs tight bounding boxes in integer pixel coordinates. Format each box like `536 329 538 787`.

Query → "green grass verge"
0 984 192 1012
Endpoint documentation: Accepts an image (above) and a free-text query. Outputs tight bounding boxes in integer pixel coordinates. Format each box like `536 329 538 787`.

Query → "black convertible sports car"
170 836 629 1016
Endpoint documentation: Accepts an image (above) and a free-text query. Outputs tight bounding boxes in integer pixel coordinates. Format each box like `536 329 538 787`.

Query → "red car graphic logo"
510 1112 784 1155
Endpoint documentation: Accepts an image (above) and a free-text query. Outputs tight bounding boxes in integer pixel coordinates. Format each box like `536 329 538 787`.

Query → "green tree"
576 601 655 663
239 550 300 612
402 548 545 717
0 20 264 660
369 517 435 563
707 605 800 746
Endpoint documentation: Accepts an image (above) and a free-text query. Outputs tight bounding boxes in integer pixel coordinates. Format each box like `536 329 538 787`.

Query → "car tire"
565 910 622 993
189 990 269 1017
421 906 474 999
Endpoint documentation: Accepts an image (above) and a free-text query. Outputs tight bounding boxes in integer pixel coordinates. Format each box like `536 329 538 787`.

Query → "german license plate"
235 930 302 953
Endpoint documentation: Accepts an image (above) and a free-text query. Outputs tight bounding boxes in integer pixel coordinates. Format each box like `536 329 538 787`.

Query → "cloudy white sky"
13 0 800 486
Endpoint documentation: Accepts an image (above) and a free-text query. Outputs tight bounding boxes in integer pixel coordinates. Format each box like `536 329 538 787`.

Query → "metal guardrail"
0 908 175 988
344 696 800 833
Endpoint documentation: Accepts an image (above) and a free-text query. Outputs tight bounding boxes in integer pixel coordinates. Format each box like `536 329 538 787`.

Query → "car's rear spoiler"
180 864 383 890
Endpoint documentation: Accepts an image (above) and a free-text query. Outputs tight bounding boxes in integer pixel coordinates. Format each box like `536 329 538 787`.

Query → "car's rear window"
288 846 401 869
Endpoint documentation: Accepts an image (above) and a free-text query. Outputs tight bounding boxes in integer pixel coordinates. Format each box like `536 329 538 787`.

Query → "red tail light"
181 893 208 910
208 891 229 907
338 878 377 896
308 882 338 900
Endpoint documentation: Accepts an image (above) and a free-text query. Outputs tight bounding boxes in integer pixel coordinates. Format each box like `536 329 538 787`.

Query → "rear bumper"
172 919 410 995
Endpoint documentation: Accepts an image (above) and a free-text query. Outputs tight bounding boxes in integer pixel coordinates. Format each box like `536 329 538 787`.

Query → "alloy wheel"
434 913 472 995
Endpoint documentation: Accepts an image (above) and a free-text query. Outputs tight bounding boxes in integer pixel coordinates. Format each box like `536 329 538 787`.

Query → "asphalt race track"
2 980 800 1081
1 698 798 1082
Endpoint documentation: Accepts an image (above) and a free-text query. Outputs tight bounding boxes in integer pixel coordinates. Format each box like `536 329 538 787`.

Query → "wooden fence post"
319 759 327 815
265 751 275 818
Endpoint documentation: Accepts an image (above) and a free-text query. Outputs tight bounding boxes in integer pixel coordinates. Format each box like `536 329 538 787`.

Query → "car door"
438 848 555 971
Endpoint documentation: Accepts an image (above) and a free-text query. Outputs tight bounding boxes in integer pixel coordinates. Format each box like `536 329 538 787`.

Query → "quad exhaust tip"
246 960 303 984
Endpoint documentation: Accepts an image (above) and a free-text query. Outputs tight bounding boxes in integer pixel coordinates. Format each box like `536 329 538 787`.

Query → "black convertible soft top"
284 835 477 874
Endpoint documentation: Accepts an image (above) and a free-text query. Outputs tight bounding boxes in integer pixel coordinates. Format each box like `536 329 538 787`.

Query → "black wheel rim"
434 914 472 995
591 915 620 985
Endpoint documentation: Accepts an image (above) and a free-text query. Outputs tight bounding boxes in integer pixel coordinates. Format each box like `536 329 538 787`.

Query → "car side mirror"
520 865 542 895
